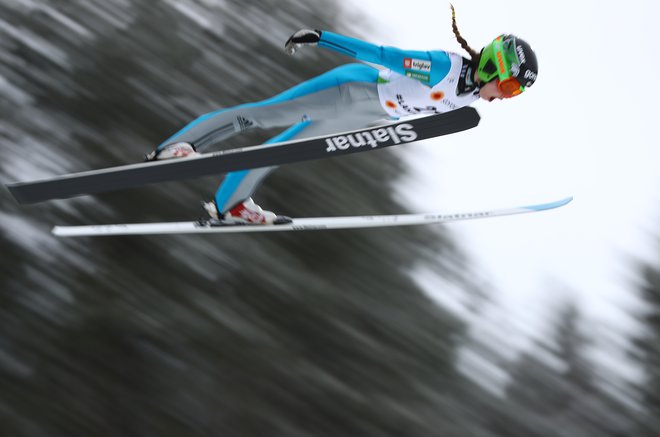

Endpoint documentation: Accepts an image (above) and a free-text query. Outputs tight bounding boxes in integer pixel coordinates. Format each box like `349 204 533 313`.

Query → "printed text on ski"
324 124 418 152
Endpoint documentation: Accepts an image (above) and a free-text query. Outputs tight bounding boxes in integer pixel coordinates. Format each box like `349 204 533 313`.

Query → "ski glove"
284 29 321 55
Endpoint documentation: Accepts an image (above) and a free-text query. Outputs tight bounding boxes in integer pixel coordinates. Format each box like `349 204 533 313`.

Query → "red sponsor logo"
404 57 432 72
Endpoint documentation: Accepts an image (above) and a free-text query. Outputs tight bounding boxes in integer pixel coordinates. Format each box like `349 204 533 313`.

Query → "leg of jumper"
157 64 382 152
213 120 311 212
213 81 388 213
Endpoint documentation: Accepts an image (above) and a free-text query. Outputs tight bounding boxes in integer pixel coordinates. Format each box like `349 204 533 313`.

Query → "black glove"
284 29 321 55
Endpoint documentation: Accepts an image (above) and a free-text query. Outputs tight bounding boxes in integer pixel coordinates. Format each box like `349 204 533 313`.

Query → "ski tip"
524 196 573 212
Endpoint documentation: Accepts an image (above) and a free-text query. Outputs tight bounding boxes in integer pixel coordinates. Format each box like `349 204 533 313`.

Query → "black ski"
7 107 479 204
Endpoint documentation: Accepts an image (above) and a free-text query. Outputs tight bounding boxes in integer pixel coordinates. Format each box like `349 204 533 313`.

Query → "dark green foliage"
0 1 470 435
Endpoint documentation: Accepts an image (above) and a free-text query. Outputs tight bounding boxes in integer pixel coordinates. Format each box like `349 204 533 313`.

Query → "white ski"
52 197 572 237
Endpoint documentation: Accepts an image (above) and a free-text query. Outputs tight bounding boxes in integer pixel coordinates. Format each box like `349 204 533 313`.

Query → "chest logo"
403 58 432 72
431 91 445 101
405 71 430 82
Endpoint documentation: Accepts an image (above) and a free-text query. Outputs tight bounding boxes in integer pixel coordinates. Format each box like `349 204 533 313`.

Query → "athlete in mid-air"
145 6 538 225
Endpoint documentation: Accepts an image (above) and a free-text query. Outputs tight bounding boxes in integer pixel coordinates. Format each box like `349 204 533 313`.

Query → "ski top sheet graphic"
7 107 480 204
51 196 573 237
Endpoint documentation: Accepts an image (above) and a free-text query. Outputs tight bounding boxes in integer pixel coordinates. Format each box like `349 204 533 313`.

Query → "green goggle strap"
491 38 513 81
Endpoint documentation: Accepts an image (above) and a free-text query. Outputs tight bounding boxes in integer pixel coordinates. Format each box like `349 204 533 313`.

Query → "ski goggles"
492 37 525 98
497 77 524 98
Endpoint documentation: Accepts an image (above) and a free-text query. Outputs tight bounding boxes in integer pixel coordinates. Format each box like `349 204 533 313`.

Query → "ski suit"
157 31 480 213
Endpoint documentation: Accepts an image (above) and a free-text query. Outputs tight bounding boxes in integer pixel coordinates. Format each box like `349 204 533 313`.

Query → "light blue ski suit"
156 31 478 213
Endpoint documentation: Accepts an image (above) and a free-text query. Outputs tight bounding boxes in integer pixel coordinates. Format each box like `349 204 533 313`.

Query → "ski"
51 196 572 237
7 107 480 204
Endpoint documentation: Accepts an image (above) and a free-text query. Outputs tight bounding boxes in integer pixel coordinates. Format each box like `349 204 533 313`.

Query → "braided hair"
450 4 480 61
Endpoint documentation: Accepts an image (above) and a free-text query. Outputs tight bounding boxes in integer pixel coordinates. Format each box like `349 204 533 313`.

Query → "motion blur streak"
0 1 656 436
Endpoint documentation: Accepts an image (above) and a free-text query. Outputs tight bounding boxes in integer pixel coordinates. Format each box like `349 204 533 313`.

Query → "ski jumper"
156 31 480 213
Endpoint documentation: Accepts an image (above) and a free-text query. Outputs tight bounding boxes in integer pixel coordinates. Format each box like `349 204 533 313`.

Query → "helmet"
477 34 538 97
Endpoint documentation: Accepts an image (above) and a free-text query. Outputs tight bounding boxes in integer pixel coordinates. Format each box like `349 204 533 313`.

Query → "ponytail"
450 4 480 61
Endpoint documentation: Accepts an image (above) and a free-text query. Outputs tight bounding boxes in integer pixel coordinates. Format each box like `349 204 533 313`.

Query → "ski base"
52 197 573 237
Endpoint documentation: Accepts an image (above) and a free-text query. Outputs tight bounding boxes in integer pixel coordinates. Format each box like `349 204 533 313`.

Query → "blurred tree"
501 301 637 436
0 1 483 436
632 256 660 436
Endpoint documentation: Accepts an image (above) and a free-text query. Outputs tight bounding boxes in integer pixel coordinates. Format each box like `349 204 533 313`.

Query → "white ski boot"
203 198 291 225
144 142 200 161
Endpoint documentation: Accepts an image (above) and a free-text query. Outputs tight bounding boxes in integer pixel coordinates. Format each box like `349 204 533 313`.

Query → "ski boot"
201 198 292 226
144 142 200 162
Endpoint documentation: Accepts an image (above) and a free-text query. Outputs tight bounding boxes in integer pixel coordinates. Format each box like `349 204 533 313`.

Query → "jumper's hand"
284 29 321 55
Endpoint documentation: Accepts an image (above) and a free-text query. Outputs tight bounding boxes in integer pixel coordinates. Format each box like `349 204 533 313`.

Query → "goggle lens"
498 77 524 98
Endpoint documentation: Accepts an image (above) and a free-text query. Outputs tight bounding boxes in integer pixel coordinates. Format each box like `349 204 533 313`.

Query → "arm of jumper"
318 31 452 85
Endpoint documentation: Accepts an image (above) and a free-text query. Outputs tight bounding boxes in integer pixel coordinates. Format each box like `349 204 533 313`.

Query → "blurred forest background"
0 1 658 436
